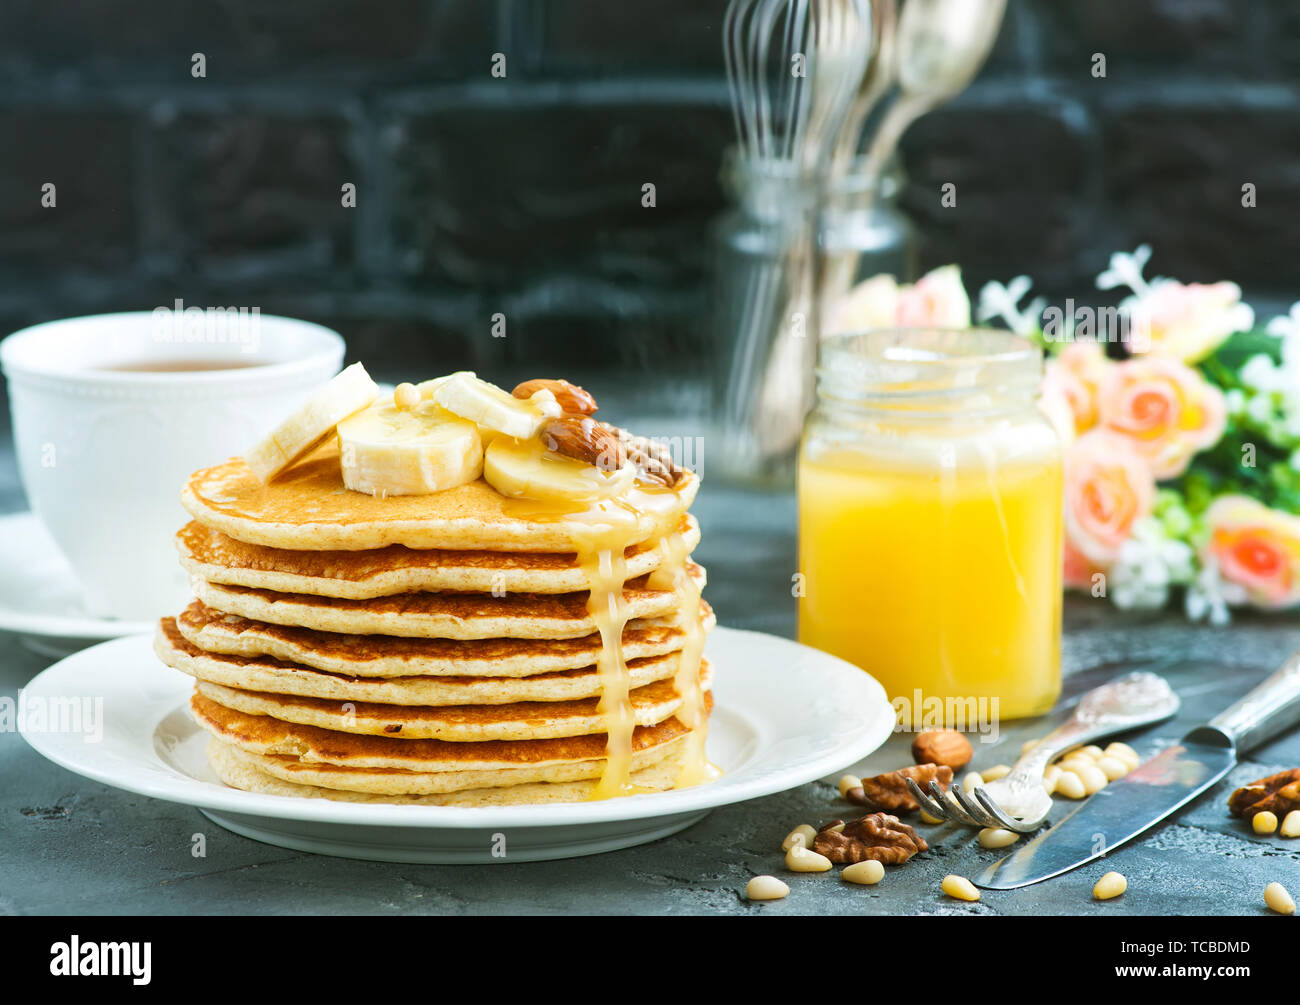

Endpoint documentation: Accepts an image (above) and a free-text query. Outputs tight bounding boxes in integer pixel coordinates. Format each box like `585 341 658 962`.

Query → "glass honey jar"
797 328 1063 726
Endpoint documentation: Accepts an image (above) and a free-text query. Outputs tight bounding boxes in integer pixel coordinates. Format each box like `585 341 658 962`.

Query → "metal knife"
978 646 1300 889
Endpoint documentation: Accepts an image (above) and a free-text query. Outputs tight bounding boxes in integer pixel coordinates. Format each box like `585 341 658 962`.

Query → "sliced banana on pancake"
433 371 561 439
245 362 379 482
338 397 483 496
484 435 634 503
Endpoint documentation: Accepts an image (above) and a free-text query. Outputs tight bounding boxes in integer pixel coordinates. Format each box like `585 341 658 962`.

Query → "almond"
540 416 627 472
512 378 598 416
911 729 973 772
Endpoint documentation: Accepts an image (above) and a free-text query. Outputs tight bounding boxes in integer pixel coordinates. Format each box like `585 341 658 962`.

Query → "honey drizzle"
658 530 719 787
503 487 684 799
579 526 654 799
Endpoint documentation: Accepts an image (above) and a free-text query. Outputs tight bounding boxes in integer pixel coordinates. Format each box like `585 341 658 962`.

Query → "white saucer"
0 512 153 655
19 627 895 863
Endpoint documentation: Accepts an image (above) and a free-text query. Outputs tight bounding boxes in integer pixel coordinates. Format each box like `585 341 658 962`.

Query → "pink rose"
1063 430 1156 567
894 266 971 329
1097 356 1227 479
1043 342 1110 433
1204 496 1300 609
1127 280 1253 362
826 266 971 335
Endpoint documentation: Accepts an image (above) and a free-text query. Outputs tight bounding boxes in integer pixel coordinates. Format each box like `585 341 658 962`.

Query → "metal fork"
906 671 1181 833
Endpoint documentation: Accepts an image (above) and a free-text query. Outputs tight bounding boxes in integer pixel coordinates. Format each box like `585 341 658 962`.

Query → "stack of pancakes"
154 444 713 806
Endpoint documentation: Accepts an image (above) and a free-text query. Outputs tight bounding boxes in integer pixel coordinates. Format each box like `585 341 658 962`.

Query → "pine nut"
1253 811 1279 835
1058 756 1097 775
981 764 1011 782
978 827 1019 849
1079 745 1104 760
838 774 862 799
1093 871 1127 900
782 824 817 851
1076 763 1109 795
1096 756 1130 781
1104 742 1140 770
1021 738 1040 756
920 809 944 825
746 875 790 901
941 874 980 901
1056 770 1087 799
393 382 421 409
962 771 984 793
785 845 833 873
1042 765 1061 795
1264 882 1295 915
842 860 885 885
1280 811 1300 838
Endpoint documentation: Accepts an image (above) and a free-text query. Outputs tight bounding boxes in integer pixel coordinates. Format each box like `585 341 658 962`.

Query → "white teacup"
1 311 344 621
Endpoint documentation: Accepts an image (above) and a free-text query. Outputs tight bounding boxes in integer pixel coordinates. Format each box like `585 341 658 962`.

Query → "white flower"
1096 245 1154 297
1107 517 1195 611
1265 302 1300 342
1240 353 1286 396
1185 555 1249 626
977 276 1045 336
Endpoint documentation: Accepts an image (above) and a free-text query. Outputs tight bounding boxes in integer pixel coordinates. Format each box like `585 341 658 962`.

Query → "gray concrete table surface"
2 399 1299 916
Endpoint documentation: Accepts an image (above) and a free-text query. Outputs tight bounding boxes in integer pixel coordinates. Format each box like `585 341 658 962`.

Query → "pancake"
208 738 687 806
191 688 710 778
174 599 715 678
156 617 685 704
181 443 699 552
177 515 701 598
191 657 711 741
190 562 706 639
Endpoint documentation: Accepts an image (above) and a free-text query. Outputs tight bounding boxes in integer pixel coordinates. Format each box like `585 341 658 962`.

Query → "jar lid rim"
817 327 1042 404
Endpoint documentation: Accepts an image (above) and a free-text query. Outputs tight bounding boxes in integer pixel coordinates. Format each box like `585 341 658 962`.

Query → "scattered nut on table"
1056 770 1086 800
1281 810 1300 838
837 774 862 799
746 875 790 901
1264 881 1295 916
941 874 980 902
782 823 817 851
1253 811 1279 835
911 728 973 771
1228 769 1300 820
785 844 833 873
978 827 1019 849
841 860 885 885
845 764 954 813
1104 742 1140 770
1093 871 1127 901
813 813 928 864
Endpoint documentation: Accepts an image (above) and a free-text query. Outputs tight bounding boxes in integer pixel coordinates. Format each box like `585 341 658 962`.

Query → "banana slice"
245 362 379 482
433 371 561 440
483 436 634 503
338 399 483 496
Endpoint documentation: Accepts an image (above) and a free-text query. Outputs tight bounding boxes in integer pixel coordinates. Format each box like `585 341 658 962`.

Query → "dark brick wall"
0 0 1295 383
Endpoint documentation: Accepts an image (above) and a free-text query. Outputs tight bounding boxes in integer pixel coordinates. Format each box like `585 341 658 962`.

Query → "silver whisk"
716 0 873 481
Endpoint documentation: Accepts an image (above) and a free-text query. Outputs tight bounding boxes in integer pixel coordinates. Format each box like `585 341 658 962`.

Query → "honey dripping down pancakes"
158 370 720 806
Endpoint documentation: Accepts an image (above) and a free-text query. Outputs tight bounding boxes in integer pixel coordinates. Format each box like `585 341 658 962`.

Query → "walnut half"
846 763 954 814
812 813 929 865
1228 768 1300 818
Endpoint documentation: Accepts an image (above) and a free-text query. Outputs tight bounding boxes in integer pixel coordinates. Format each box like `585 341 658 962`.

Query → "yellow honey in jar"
798 330 1062 725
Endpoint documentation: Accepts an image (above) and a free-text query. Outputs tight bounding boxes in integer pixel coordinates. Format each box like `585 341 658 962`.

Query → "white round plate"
0 512 153 653
19 627 894 863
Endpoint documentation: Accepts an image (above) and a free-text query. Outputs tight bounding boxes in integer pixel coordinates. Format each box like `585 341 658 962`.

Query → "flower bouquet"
828 248 1300 622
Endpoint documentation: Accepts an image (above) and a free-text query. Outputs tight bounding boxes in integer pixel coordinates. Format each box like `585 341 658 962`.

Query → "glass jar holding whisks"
711 149 916 484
